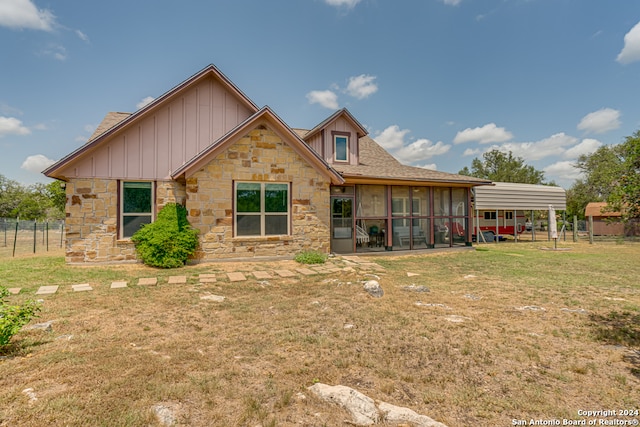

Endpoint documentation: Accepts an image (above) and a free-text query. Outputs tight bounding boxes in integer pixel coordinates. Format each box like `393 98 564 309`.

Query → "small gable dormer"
303 108 368 166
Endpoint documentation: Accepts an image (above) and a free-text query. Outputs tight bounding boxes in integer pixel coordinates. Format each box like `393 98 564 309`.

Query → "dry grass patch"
1 241 639 426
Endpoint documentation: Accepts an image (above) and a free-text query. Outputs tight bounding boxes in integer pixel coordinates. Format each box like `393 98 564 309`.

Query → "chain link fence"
0 218 64 257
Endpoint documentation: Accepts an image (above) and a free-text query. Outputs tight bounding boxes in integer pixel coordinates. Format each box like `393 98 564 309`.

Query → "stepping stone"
110 281 128 289
138 278 158 286
36 285 58 295
7 288 21 295
227 272 247 282
252 271 272 279
200 294 225 302
72 284 93 292
199 274 217 283
406 272 420 277
296 268 317 276
274 270 296 277
168 276 187 284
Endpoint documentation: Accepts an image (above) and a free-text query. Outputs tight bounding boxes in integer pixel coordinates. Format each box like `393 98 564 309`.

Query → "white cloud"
543 161 583 181
442 0 462 5
375 125 450 164
577 108 621 134
486 132 578 162
324 0 361 8
617 20 640 64
453 123 513 144
306 90 339 109
39 43 67 61
345 74 378 99
418 163 438 170
0 116 30 137
75 29 89 42
0 0 56 31
21 154 55 173
462 148 481 156
136 96 155 110
564 138 602 159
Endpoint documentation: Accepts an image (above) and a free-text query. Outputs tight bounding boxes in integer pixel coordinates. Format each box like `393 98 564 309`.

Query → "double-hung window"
235 182 290 236
334 135 349 162
121 181 154 238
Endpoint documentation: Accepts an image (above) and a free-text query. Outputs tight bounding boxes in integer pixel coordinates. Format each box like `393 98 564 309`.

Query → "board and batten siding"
319 116 359 166
473 182 567 210
57 75 254 180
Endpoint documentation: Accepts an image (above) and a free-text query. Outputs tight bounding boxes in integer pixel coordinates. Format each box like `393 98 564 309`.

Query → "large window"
235 182 289 236
334 135 349 162
121 181 153 238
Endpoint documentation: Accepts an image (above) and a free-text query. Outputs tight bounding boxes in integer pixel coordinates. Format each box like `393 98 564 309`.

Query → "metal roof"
473 182 566 210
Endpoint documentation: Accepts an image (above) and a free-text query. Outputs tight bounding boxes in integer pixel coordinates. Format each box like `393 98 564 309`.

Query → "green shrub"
131 203 199 268
0 287 41 347
294 250 327 265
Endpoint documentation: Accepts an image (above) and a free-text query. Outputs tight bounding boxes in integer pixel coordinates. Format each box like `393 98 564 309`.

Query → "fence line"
0 218 64 257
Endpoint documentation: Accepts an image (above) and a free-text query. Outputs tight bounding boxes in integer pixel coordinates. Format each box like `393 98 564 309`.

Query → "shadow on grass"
0 336 52 359
590 310 640 378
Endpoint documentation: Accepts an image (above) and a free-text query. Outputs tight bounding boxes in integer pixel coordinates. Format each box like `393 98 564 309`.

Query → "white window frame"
484 211 497 220
334 134 349 162
120 181 154 239
234 181 290 237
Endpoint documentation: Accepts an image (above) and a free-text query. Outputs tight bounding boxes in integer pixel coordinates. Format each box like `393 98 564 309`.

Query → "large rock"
363 280 384 298
308 383 379 425
378 401 448 427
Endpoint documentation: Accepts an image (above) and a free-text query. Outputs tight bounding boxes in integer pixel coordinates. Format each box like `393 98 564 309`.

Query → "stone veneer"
186 125 331 260
63 126 330 263
64 179 186 263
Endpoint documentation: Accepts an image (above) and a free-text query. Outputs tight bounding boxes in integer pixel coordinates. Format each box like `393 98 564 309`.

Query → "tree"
0 174 66 220
608 130 640 220
0 175 26 218
459 150 546 184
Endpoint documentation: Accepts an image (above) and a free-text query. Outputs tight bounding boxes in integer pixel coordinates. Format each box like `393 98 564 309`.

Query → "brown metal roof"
585 202 621 217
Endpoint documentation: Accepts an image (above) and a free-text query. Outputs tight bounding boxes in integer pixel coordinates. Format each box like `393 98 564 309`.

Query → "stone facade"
64 179 187 263
63 126 331 263
186 126 331 260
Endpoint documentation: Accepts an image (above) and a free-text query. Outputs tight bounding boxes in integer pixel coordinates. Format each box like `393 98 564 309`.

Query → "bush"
0 287 40 347
131 203 199 268
294 250 327 265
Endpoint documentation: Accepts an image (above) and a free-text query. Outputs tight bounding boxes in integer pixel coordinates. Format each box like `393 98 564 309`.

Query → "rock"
22 388 37 404
23 321 53 332
308 383 379 425
363 280 384 298
152 403 177 426
443 315 471 323
463 294 481 301
516 306 545 311
561 308 588 315
379 401 448 427
406 272 420 277
200 294 225 302
402 285 430 293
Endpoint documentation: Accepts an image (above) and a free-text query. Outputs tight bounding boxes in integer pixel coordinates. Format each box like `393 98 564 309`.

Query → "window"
121 181 153 238
484 211 497 220
334 135 349 162
235 182 289 236
505 211 514 220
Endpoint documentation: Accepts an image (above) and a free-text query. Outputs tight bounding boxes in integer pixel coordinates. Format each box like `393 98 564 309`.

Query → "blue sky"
1 0 640 188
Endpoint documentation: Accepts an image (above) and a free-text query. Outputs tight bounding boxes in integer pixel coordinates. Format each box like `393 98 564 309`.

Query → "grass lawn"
0 241 639 426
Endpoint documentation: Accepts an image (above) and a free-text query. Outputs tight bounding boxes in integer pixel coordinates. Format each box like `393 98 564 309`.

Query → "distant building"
584 202 639 236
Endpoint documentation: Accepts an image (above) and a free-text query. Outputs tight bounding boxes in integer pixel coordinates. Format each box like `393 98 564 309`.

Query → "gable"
45 65 258 181
303 108 367 166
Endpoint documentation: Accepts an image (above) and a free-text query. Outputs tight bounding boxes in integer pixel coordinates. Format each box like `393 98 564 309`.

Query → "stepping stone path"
252 271 272 279
9 256 388 297
226 272 247 282
199 274 217 283
110 281 127 289
138 278 158 286
36 285 58 295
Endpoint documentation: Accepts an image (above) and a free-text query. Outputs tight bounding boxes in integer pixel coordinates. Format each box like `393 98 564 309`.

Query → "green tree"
608 130 640 220
0 175 26 218
458 150 546 184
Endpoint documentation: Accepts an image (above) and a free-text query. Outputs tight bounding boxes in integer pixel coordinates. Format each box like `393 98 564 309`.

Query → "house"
583 202 639 236
44 64 491 263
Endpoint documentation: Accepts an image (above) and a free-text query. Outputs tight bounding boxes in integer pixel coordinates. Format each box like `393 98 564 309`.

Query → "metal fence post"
589 216 594 244
12 221 18 257
33 221 37 254
573 215 578 242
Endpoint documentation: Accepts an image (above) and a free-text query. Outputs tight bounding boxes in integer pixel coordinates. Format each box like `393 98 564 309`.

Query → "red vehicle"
473 209 526 241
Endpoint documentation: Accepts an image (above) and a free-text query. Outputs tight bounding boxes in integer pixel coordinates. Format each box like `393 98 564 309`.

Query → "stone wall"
186 125 331 260
64 179 187 263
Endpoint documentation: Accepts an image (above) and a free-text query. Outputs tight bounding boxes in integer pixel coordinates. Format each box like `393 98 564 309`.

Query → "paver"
274 270 296 277
72 284 93 292
138 277 158 286
227 272 247 282
252 271 272 279
199 274 217 283
36 285 59 295
168 276 187 284
110 281 128 289
296 268 317 276
7 288 21 295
